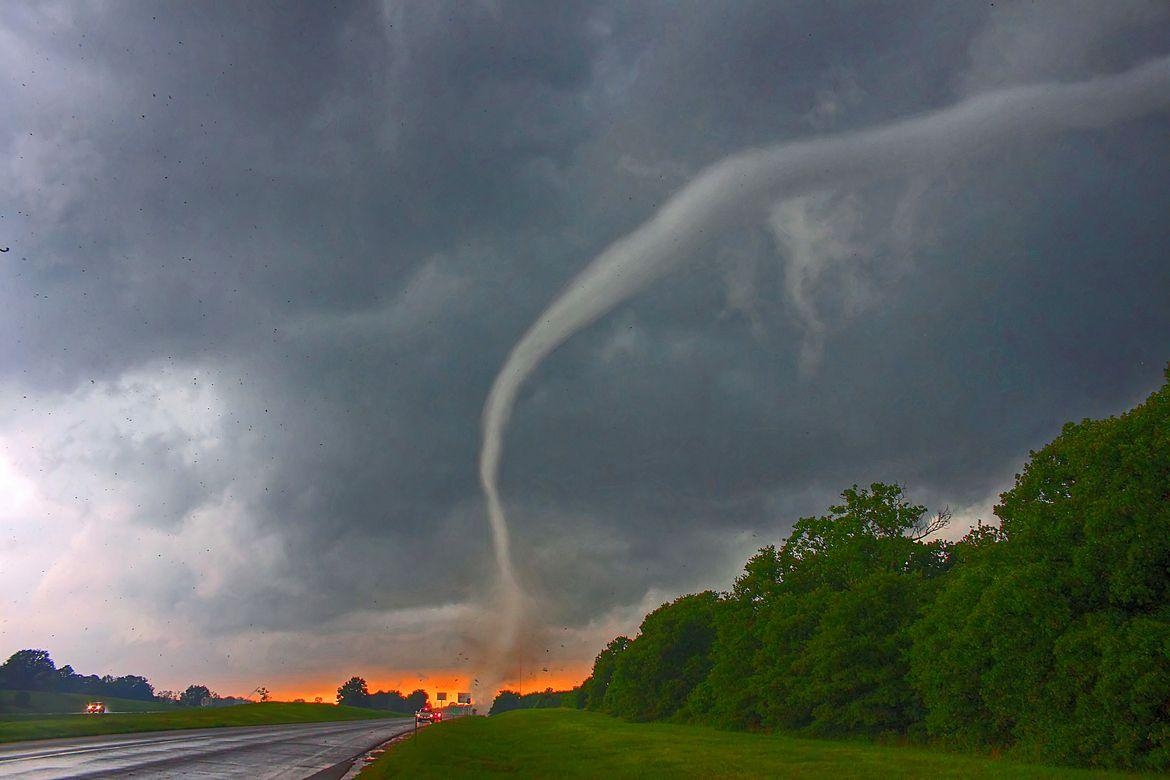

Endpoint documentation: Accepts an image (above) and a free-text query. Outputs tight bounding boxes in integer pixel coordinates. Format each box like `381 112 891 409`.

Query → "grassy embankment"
364 709 1151 779
0 698 405 743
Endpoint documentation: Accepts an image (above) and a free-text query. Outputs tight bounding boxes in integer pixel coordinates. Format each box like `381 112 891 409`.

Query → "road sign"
436 692 447 701
457 692 471 704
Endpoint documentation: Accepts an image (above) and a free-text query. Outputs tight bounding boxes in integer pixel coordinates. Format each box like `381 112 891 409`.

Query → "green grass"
0 701 405 743
363 709 1151 779
0 690 180 717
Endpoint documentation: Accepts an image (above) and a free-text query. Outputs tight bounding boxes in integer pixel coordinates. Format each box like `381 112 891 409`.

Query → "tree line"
570 367 1170 771
0 649 155 701
488 688 572 716
0 649 247 708
336 675 429 713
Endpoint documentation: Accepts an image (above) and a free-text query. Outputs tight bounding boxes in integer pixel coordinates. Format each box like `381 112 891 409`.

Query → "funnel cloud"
478 56 1170 678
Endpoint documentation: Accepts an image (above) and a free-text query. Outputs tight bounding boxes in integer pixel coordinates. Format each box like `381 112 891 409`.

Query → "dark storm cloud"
2 0 1169 685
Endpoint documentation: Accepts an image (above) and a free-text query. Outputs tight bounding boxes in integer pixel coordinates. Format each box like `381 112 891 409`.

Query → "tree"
405 688 428 712
106 675 155 701
778 483 951 594
179 685 211 707
0 650 57 691
489 690 521 715
604 592 720 721
790 571 926 737
910 367 1170 769
686 547 784 729
692 485 948 733
564 685 587 709
580 636 631 711
336 677 370 708
369 689 410 712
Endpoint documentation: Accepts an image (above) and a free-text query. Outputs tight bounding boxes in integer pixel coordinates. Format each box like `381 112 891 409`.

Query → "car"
415 705 442 723
85 702 107 715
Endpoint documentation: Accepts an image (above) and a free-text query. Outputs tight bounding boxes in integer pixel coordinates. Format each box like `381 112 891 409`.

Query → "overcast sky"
2 1 1168 700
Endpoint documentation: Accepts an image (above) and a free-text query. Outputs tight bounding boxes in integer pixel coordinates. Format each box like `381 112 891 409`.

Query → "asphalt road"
0 719 417 779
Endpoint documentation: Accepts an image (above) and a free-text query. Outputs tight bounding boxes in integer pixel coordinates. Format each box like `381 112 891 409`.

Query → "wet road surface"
0 719 415 779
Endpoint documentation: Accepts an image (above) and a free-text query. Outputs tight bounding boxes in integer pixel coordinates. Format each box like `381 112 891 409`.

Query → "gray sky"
2 1 1168 699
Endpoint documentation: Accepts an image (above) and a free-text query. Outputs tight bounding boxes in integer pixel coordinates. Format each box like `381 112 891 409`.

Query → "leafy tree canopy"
0 649 57 691
604 592 720 722
179 684 212 707
336 676 370 708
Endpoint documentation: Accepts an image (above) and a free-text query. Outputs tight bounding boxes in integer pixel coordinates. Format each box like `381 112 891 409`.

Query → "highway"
0 719 416 779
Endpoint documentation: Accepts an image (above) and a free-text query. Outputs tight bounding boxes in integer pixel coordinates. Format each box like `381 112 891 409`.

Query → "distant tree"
404 688 428 712
179 684 211 707
0 650 57 691
489 690 522 716
254 687 270 702
337 677 370 708
50 664 90 694
564 685 586 709
314 696 323 704
488 688 571 715
369 689 410 712
72 674 104 696
106 675 155 701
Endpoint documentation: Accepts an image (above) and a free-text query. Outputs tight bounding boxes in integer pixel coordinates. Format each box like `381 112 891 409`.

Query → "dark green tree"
910 367 1170 769
336 677 370 708
106 675 155 701
694 484 948 732
604 592 720 721
404 688 429 712
53 665 78 693
368 689 410 712
580 636 631 711
489 690 522 715
179 684 211 707
0 650 57 691
685 547 782 729
778 483 951 594
790 571 926 737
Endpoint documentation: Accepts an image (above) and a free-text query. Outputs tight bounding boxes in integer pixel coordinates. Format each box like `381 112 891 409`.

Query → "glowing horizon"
266 664 590 707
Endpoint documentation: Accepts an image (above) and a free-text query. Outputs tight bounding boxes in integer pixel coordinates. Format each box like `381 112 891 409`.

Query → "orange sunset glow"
274 665 590 707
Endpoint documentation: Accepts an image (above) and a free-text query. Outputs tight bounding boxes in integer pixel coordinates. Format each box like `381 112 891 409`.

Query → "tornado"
477 57 1170 684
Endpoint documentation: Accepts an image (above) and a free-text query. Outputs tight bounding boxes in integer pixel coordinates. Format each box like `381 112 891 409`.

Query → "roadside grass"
0 690 180 717
363 709 1150 779
0 701 405 743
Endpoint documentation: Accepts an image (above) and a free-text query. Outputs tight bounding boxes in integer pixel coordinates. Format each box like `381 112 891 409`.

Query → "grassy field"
0 690 180 717
364 709 1150 779
0 701 405 743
